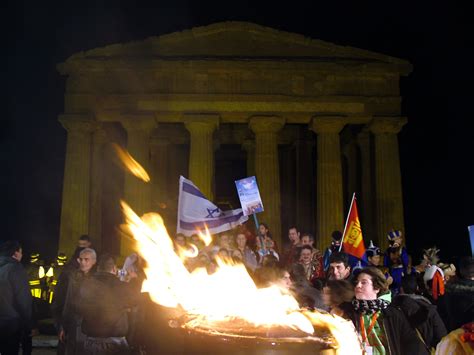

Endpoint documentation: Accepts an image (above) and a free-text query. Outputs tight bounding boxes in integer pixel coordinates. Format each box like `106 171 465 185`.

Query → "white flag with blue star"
177 176 249 236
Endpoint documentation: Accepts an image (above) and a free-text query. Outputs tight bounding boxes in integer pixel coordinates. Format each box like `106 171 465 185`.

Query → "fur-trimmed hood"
445 278 474 294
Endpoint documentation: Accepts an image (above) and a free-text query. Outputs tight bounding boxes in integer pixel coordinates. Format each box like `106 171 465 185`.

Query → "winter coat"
347 298 429 355
392 294 447 349
437 278 474 332
0 256 32 333
51 267 93 331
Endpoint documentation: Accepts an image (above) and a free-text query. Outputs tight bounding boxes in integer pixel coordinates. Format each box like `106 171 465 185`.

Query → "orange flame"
176 243 199 260
122 201 313 333
111 143 150 182
121 200 362 353
305 311 364 354
196 225 213 247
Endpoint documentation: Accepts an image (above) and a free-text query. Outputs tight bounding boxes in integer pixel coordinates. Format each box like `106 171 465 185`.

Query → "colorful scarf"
352 298 390 315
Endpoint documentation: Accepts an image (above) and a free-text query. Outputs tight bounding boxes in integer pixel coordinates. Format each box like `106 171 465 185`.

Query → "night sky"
4 1 473 263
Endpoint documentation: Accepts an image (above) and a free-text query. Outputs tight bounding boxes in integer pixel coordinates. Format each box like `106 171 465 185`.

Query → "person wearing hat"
384 230 409 296
423 264 445 302
366 241 393 286
351 260 364 277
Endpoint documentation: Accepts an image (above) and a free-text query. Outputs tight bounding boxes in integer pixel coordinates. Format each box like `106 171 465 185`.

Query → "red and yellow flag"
342 195 366 259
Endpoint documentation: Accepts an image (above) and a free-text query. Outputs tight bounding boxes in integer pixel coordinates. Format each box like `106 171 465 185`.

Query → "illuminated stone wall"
57 22 411 256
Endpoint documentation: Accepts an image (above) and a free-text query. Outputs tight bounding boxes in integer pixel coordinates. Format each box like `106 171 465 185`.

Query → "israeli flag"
177 176 249 236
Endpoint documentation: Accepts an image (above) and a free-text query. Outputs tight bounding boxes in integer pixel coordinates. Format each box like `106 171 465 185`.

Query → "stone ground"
32 349 57 355
31 335 57 354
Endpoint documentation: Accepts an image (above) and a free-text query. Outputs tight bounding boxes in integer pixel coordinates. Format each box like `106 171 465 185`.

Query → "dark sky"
4 1 473 262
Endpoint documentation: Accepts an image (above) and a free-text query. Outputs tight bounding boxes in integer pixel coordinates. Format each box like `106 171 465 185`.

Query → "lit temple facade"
57 22 411 257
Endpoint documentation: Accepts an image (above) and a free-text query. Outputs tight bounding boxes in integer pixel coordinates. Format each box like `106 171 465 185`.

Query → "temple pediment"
64 22 410 70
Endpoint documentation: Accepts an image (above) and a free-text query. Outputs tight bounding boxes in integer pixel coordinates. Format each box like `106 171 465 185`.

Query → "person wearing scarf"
348 267 429 355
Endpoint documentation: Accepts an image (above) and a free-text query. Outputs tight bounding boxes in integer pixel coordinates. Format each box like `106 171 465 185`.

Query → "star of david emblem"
205 207 221 218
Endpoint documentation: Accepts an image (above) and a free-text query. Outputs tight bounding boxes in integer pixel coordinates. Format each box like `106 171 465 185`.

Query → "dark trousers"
20 332 32 355
0 329 21 355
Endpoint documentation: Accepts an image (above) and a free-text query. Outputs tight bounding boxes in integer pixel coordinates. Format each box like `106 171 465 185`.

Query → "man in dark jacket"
392 274 447 350
437 257 474 332
51 247 96 354
0 240 32 355
78 253 140 353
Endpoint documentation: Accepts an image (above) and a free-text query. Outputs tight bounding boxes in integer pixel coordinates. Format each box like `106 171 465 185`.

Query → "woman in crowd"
255 233 279 263
348 267 429 355
235 232 258 271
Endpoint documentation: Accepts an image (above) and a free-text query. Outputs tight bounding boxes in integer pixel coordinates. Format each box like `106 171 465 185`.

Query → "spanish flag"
341 194 366 259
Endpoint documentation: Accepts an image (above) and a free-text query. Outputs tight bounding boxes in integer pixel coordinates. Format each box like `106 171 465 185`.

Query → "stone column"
342 140 358 207
120 115 156 255
295 138 315 234
58 114 95 257
249 116 285 248
242 139 256 177
310 116 346 250
184 114 219 200
369 117 407 250
357 128 375 244
88 124 107 250
150 138 169 211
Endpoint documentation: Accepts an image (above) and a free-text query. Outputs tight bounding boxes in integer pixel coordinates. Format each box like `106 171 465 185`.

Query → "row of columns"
58 113 406 256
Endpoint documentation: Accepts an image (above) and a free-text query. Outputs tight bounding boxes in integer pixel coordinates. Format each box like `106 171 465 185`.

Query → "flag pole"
253 213 260 231
253 213 266 254
339 192 356 252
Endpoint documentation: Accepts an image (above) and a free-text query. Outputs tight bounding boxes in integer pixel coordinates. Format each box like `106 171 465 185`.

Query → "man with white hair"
78 253 140 353
52 247 96 354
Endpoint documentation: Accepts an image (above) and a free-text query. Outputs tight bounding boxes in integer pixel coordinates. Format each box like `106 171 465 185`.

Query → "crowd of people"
174 224 473 354
1 224 473 354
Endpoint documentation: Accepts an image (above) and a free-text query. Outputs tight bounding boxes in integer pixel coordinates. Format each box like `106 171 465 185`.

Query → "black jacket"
78 272 140 338
392 294 447 349
0 256 32 332
347 303 429 355
437 278 474 332
51 267 94 331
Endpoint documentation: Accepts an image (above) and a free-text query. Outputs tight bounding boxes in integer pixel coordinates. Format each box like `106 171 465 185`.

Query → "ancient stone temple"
57 22 411 257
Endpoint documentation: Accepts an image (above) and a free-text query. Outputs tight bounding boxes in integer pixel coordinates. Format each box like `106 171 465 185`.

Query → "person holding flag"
339 193 366 267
